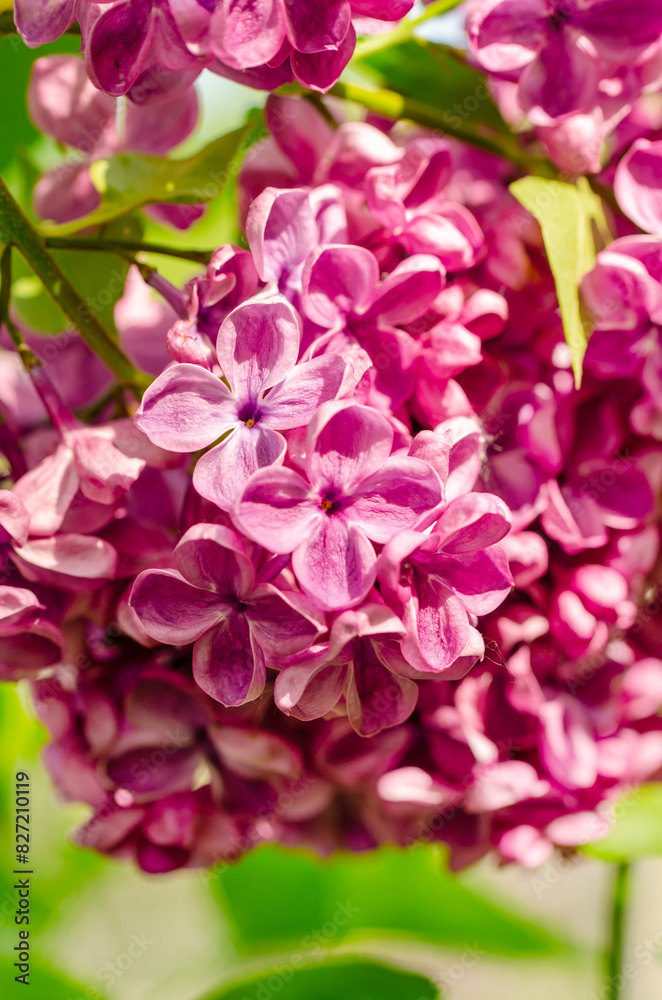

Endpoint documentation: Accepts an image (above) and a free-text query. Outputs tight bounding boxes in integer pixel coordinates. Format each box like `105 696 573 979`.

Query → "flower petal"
347 457 443 543
130 568 226 644
293 515 376 611
194 423 287 511
135 364 237 452
193 612 266 706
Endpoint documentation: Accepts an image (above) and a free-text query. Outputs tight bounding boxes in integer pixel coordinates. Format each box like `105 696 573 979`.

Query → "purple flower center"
320 492 342 515
548 5 572 30
237 402 260 428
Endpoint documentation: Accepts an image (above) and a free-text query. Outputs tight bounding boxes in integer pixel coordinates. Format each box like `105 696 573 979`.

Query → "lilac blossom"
130 523 323 706
234 401 443 610
136 296 351 510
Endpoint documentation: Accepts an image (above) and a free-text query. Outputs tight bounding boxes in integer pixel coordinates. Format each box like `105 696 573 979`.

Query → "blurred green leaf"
0 956 104 1000
0 33 80 174
584 785 662 862
355 38 509 135
203 955 439 1000
212 844 568 958
40 111 264 238
510 176 603 386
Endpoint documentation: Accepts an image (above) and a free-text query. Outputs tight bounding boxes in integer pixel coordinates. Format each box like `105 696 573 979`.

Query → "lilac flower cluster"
14 0 413 99
2 80 662 874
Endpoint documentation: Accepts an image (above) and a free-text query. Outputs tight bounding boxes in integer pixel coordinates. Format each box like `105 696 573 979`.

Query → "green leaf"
0 33 80 174
356 38 509 135
211 844 568 958
202 955 439 1000
509 175 603 386
40 111 264 238
584 785 662 862
0 957 104 1000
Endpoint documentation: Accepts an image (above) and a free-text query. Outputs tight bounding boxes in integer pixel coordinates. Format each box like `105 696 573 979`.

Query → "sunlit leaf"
510 175 604 386
356 38 509 135
39 111 264 237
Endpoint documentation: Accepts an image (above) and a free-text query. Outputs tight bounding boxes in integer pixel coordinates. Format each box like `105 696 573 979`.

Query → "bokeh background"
2 6 662 998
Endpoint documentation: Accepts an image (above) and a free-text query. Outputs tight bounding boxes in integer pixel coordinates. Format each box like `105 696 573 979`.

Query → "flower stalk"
605 862 630 1000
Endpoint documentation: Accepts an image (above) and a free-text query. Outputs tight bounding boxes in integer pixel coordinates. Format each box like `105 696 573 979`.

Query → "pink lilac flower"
136 297 351 510
130 523 323 706
234 401 443 610
468 0 662 125
274 603 419 736
14 0 415 98
581 236 662 438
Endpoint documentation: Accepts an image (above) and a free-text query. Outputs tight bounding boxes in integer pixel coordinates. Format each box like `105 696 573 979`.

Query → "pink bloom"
130 524 323 706
275 603 419 736
235 401 443 610
136 297 350 510
469 0 662 125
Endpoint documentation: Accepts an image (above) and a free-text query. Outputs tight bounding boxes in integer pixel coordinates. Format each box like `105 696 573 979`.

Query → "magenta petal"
14 0 77 46
72 432 145 505
285 0 350 53
434 493 512 554
193 423 287 511
614 140 662 236
260 353 348 429
307 402 394 490
348 457 442 543
210 0 286 70
246 583 323 659
293 515 376 611
428 547 513 615
346 640 418 736
518 30 599 124
86 0 153 96
302 244 379 328
135 364 237 451
574 0 662 59
192 612 266 706
216 297 301 398
235 466 320 553
0 492 30 547
130 568 225 644
12 445 78 537
469 0 549 73
174 524 255 598
291 23 355 92
401 574 471 675
246 187 318 282
368 255 446 326
12 534 117 592
0 585 43 625
275 656 348 720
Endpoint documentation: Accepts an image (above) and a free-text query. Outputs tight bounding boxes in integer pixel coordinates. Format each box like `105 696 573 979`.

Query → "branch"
44 236 212 266
325 81 557 176
0 177 150 396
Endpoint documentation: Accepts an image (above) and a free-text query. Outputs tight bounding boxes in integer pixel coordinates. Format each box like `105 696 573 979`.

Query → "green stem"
0 177 150 396
605 862 630 1000
44 237 212 265
0 245 39 371
326 81 557 175
353 0 467 60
